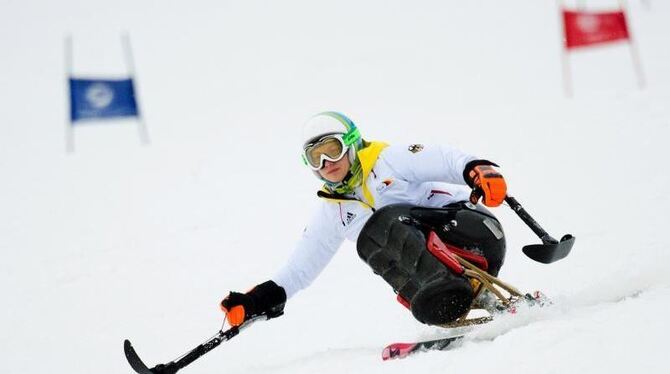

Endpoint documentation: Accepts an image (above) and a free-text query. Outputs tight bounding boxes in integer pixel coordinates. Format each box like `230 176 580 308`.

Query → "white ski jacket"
273 142 477 298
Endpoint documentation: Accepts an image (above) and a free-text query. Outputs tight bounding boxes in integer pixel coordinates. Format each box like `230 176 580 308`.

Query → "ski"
381 291 552 361
382 335 464 360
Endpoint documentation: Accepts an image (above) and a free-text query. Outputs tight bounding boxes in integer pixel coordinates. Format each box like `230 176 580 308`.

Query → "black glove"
220 280 287 326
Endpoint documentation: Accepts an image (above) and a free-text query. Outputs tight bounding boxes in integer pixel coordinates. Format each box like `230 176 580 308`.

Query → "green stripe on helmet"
342 127 360 146
317 111 361 146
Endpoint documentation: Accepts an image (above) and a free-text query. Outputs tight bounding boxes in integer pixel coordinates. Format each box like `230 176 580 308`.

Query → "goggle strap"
342 128 360 146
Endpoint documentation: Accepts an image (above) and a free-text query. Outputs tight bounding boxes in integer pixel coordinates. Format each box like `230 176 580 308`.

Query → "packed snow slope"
1 1 669 373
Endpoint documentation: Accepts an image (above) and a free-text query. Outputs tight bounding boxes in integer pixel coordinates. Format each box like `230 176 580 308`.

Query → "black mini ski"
123 315 272 374
124 340 154 374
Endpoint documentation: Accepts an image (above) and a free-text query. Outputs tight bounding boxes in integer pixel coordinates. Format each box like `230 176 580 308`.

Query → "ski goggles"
302 129 360 171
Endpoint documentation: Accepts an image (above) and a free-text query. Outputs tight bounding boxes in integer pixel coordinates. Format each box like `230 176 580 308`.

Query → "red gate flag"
563 9 630 49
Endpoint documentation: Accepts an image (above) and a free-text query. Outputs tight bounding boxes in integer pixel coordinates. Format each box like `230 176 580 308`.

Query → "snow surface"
1 1 669 373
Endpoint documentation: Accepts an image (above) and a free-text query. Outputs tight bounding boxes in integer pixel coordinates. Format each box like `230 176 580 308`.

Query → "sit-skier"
221 112 523 328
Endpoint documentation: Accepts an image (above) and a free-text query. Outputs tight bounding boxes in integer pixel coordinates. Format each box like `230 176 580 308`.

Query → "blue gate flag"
69 78 139 123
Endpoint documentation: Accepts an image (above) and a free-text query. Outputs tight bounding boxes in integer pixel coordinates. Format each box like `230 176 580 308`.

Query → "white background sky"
1 1 668 373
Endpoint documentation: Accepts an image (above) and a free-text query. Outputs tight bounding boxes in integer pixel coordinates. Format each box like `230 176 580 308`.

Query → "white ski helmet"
301 112 364 178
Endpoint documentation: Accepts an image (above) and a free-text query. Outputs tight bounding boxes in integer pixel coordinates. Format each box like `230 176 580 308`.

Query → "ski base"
382 335 463 360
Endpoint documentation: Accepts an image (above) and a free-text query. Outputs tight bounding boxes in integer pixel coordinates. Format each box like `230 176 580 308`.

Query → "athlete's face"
318 154 350 183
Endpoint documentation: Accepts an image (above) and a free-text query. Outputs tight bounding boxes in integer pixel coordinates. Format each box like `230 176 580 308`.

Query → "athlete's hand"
465 161 507 207
220 281 287 326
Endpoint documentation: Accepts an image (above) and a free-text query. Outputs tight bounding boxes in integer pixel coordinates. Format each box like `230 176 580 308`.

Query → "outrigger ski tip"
124 340 154 374
522 234 575 264
123 315 273 374
504 195 575 264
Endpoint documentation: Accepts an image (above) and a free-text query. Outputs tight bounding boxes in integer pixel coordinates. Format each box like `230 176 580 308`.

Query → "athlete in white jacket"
220 112 508 327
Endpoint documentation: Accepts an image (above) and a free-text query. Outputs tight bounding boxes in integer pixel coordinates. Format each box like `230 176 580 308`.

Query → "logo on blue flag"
69 78 139 122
